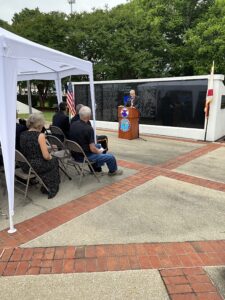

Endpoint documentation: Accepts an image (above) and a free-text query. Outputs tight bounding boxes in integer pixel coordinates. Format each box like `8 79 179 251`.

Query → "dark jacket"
52 111 70 138
70 114 80 124
16 123 27 151
126 96 140 110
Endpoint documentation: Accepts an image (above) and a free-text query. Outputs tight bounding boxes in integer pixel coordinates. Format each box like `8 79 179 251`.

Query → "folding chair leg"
78 161 85 188
59 165 72 180
24 168 32 201
66 160 81 175
58 159 72 180
87 162 100 183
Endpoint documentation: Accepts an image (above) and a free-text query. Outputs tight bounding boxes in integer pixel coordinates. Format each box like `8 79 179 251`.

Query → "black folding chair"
15 150 49 201
65 139 100 187
49 125 66 143
45 135 72 180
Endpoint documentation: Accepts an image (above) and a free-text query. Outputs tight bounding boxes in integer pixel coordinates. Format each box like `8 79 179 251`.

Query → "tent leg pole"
7 213 17 234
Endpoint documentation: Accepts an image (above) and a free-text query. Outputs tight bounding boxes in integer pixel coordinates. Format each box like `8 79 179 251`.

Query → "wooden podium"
118 106 140 140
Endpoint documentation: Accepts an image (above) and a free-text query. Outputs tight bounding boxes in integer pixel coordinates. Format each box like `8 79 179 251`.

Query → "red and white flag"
66 82 76 116
204 61 214 118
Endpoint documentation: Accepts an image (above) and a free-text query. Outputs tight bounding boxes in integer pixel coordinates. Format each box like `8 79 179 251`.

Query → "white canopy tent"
0 27 96 233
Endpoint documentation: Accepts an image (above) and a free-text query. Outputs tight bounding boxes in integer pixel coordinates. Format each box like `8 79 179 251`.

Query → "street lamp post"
68 0 76 15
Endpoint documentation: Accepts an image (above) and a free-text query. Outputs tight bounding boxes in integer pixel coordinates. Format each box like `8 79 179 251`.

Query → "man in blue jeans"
69 106 123 176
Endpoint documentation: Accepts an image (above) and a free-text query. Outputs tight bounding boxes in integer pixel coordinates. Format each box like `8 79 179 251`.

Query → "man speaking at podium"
126 89 140 110
122 89 140 138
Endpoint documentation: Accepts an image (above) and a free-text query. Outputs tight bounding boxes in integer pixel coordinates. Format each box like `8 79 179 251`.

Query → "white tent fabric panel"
17 68 88 81
0 56 17 231
16 59 91 79
2 30 92 73
0 27 96 233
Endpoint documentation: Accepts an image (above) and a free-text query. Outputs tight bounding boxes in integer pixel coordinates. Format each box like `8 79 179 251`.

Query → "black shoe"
40 186 48 194
48 192 57 199
48 187 59 199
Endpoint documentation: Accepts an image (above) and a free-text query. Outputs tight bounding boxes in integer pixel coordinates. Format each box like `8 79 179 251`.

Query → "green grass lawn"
19 111 54 123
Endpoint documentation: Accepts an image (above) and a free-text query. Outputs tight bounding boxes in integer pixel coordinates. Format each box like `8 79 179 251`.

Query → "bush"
46 95 57 108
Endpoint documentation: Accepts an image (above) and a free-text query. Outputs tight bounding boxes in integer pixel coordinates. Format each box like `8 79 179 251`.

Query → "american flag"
204 61 214 118
66 82 76 116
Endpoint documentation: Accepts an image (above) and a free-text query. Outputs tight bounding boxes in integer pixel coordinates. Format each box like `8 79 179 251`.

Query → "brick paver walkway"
0 138 225 299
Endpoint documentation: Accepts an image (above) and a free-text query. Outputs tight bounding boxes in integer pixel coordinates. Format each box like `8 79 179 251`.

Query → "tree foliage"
185 0 225 74
0 19 11 30
1 0 223 80
11 8 69 52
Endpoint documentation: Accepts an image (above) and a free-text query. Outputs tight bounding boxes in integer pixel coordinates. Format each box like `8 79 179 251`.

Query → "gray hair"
79 106 91 120
76 104 84 114
26 113 45 130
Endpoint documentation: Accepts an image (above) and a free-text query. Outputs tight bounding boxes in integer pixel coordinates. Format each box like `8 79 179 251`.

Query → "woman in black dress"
20 113 60 199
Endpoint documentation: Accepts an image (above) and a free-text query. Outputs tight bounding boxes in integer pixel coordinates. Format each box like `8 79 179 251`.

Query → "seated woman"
20 113 60 199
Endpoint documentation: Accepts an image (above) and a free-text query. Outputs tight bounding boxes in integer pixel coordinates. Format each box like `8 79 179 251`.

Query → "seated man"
69 106 123 176
71 103 108 152
52 102 70 138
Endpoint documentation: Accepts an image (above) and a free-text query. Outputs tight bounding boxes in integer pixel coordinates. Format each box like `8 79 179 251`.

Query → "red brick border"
158 143 221 170
1 240 225 276
160 267 223 300
159 168 225 192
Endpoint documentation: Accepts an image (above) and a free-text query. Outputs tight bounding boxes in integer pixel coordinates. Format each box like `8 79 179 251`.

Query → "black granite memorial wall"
74 79 207 129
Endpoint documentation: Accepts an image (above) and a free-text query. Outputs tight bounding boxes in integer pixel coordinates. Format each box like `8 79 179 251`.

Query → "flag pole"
204 115 209 141
66 76 76 118
204 61 214 142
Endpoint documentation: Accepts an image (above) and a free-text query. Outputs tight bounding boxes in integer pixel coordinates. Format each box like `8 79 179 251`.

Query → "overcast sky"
0 0 129 23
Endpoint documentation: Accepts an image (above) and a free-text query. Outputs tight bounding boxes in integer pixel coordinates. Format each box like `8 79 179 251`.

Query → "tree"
8 1 218 81
11 9 69 107
67 3 167 79
0 19 11 30
130 0 214 76
11 9 69 52
67 9 114 79
185 0 225 74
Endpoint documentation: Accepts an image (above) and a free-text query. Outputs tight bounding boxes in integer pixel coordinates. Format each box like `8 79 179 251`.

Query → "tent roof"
0 27 92 80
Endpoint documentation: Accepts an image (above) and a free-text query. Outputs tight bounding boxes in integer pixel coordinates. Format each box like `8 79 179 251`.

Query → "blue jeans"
87 145 117 173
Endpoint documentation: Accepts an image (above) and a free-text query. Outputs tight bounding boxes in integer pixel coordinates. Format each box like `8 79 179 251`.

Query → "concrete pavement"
0 130 225 299
0 270 169 300
23 176 225 247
